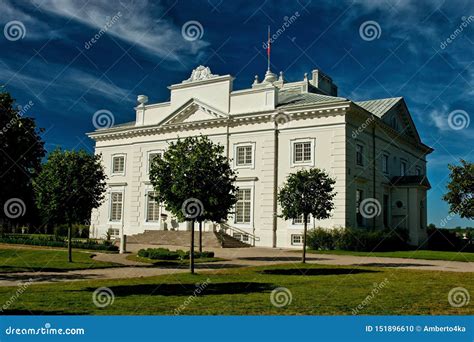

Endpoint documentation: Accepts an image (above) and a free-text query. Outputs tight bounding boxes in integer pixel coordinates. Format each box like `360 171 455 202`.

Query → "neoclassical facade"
88 65 433 248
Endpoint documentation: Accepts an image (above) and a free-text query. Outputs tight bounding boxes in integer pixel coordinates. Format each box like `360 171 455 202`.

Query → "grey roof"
277 89 347 108
355 97 402 117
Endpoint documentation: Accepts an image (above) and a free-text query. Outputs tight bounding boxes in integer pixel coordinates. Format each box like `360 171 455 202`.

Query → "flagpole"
267 25 270 72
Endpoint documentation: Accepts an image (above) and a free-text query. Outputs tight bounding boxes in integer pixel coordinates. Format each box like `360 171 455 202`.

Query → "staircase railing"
218 223 260 246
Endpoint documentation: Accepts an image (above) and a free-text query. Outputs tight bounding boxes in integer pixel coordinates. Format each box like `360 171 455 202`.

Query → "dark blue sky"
1 0 473 227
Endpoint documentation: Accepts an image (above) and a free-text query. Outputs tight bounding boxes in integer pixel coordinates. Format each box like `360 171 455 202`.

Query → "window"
293 215 304 224
291 234 303 246
356 144 364 166
112 155 125 174
356 189 363 226
382 154 389 173
146 191 160 222
293 141 312 164
415 166 422 176
235 145 253 167
110 192 123 222
400 160 407 176
233 233 249 243
235 188 252 224
107 228 120 237
148 152 162 173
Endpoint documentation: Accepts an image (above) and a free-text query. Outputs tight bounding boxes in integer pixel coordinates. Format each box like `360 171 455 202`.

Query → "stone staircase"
126 230 251 248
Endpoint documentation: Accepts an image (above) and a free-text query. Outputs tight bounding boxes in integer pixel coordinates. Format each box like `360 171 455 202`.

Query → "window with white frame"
293 215 304 224
112 155 125 174
233 233 249 243
356 144 364 166
382 154 389 173
400 160 407 176
292 140 313 165
235 144 253 167
108 228 120 237
146 191 160 222
148 151 162 173
235 188 252 224
110 192 123 221
291 234 303 245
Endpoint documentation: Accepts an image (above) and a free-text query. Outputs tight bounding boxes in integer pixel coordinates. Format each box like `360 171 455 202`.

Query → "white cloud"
33 0 208 60
428 105 450 131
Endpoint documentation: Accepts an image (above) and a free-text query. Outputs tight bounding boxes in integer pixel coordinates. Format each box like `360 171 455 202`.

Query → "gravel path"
0 245 472 287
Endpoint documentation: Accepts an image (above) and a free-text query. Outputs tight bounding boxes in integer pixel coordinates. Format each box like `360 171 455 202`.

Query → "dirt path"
0 245 472 287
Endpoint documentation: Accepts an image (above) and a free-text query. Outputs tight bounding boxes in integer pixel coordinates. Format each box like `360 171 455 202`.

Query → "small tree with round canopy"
278 168 336 263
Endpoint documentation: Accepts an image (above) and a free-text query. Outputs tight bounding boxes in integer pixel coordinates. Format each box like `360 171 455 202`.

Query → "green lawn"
126 254 227 266
306 249 474 262
0 247 120 273
0 263 472 315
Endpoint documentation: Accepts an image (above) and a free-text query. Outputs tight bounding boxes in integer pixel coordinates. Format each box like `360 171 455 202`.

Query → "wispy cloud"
33 0 208 60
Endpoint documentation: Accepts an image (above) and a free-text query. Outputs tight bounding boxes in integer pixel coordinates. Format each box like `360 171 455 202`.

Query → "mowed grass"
126 254 227 266
0 263 472 315
307 249 474 262
0 247 120 273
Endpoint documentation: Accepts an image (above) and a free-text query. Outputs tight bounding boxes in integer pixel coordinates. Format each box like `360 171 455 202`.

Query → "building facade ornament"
183 65 218 83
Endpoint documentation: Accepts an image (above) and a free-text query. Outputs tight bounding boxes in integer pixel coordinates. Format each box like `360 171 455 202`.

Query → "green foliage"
0 91 45 224
54 224 90 238
33 149 107 225
0 233 118 251
149 136 237 223
137 248 215 260
278 168 336 221
425 226 473 252
306 227 409 252
443 159 473 219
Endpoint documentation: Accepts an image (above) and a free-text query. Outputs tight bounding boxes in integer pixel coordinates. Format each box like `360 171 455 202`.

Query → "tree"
278 168 336 263
443 159 473 219
0 90 45 228
33 149 107 262
149 136 237 273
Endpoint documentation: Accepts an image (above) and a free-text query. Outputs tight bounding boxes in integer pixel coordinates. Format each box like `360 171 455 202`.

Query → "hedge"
137 248 215 260
0 234 118 251
306 227 409 252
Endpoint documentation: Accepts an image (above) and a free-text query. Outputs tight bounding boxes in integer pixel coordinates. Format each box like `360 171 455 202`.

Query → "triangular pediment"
383 99 421 143
158 98 228 126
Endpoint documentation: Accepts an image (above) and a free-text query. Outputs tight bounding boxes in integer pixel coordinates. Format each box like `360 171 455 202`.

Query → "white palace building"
88 65 433 248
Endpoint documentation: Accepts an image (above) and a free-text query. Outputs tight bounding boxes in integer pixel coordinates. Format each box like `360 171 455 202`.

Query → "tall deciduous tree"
0 90 45 227
149 136 237 273
443 159 473 219
33 149 107 262
278 168 336 263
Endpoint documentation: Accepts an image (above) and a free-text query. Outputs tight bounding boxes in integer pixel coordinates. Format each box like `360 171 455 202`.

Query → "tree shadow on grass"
81 282 274 297
259 268 379 276
353 262 434 268
238 256 329 262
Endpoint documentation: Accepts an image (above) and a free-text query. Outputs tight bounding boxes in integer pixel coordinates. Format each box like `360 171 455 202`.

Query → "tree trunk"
302 214 308 264
68 222 73 263
198 221 203 253
190 220 195 274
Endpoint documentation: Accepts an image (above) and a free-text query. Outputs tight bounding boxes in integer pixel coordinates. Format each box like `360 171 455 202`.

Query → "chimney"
311 69 338 96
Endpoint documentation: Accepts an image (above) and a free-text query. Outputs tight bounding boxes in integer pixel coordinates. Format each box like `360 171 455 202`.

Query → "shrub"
53 224 90 238
0 233 118 251
137 248 215 260
425 227 474 252
307 227 409 252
